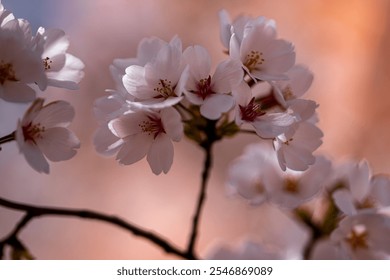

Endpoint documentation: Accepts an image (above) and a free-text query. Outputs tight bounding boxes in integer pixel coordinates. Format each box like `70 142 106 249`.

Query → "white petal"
160 107 183 141
147 133 174 175
253 113 295 138
34 100 75 128
1 82 36 103
183 45 211 80
109 111 146 138
116 133 151 165
40 28 69 57
200 94 234 120
332 189 357 215
212 59 243 93
37 127 80 161
18 139 50 174
93 125 122 156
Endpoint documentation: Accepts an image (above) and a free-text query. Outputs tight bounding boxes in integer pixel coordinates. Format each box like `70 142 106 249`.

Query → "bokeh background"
1 0 390 259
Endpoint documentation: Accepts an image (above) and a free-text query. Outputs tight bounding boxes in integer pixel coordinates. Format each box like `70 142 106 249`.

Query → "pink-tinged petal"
46 54 85 89
137 96 183 109
183 45 211 80
288 99 318 122
229 33 241 62
160 107 183 142
137 36 167 66
37 127 80 162
200 94 234 120
212 59 243 93
93 125 122 156
46 53 66 72
371 175 390 207
349 160 371 202
332 189 357 216
16 133 50 174
116 133 151 165
283 144 315 171
287 65 313 98
40 28 70 57
253 113 295 138
34 100 75 128
123 65 155 99
2 82 36 103
310 239 346 260
109 111 146 138
218 9 232 50
147 133 174 175
174 65 189 97
93 95 124 123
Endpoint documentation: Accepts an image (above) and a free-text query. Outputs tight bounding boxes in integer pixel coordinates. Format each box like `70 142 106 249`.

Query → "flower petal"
147 133 174 175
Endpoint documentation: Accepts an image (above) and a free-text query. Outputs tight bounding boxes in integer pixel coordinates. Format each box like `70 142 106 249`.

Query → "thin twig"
0 196 190 259
186 142 213 258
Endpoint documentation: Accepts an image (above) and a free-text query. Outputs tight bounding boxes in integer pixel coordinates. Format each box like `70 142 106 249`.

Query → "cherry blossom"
183 45 243 120
122 36 188 109
34 27 85 90
108 107 183 174
15 98 80 174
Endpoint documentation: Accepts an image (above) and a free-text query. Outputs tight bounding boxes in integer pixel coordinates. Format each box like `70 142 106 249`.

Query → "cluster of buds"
94 10 321 175
0 1 84 173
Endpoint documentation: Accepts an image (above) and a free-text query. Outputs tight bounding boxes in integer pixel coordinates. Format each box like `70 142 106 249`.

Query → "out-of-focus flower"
0 19 47 103
264 156 332 209
330 212 390 259
34 27 85 90
15 98 80 174
183 45 242 120
227 143 277 205
122 36 188 109
332 160 390 215
108 107 183 175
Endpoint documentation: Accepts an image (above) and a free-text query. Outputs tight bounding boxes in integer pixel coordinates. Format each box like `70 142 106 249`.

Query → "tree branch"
0 196 190 259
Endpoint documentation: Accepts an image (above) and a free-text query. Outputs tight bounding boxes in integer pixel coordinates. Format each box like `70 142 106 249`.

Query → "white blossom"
108 107 183 174
15 98 80 173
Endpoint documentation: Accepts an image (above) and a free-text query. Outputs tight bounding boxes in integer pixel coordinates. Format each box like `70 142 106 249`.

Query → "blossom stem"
0 196 190 259
0 131 16 149
186 120 217 258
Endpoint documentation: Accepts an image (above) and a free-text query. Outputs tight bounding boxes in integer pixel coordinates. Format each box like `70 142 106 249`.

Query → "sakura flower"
183 45 243 120
15 98 80 174
229 18 295 81
234 82 296 138
122 36 188 109
332 160 390 215
219 10 276 52
273 121 323 171
264 156 332 209
330 212 390 259
271 64 314 108
0 20 47 103
108 107 183 175
227 143 277 205
34 27 84 90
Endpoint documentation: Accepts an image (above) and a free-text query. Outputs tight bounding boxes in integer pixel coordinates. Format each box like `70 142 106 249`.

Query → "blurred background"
1 0 390 259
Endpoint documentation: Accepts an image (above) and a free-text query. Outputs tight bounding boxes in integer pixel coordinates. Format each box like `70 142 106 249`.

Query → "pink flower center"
22 122 45 144
193 75 214 100
283 177 299 193
139 115 166 139
0 61 18 85
345 225 369 251
239 97 265 122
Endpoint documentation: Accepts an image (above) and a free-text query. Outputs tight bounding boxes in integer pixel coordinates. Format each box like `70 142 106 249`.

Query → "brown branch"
0 196 190 259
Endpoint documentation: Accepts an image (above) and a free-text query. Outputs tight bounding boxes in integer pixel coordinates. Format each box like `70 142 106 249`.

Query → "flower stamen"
284 177 299 193
139 115 166 139
43 57 53 70
345 225 369 251
154 79 175 99
244 50 265 73
239 97 265 122
193 75 214 100
22 122 45 144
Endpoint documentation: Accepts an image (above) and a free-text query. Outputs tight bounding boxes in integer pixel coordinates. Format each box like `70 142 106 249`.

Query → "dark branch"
0 196 190 259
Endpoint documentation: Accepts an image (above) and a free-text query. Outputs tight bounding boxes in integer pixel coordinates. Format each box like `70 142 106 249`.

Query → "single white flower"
108 107 183 175
0 19 47 103
183 45 243 120
332 160 390 215
234 82 296 138
273 121 323 171
34 27 85 90
330 212 390 259
229 19 295 81
227 143 277 205
264 156 332 209
122 36 188 109
15 98 80 174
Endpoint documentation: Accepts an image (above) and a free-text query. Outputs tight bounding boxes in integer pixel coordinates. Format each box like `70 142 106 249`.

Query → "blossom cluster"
222 144 390 259
94 10 322 175
0 1 84 173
